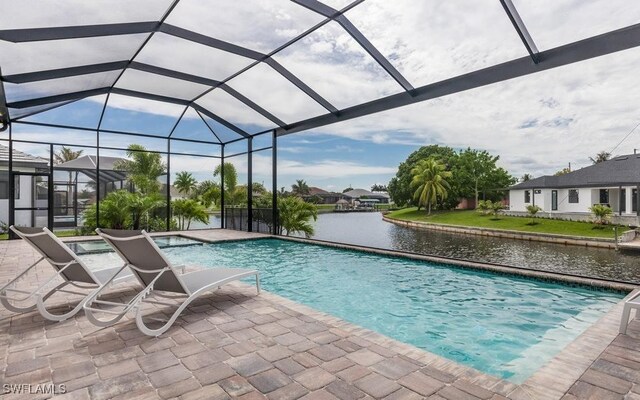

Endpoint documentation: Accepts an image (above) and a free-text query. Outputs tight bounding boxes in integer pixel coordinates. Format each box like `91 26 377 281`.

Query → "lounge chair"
619 290 640 334
0 226 130 321
84 229 260 336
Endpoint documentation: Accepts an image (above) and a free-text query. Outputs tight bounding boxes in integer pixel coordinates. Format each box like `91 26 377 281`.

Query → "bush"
589 204 613 225
488 201 505 219
476 200 491 215
526 204 542 224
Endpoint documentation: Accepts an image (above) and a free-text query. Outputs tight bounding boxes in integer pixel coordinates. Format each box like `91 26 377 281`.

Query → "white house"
508 154 640 224
0 144 49 228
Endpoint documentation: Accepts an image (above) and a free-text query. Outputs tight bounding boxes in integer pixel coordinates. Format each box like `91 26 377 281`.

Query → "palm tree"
194 180 221 208
589 151 612 164
54 146 83 164
174 171 197 196
128 192 165 230
172 198 209 230
521 173 533 182
410 158 452 214
277 196 318 237
214 162 242 206
114 144 166 194
291 179 310 196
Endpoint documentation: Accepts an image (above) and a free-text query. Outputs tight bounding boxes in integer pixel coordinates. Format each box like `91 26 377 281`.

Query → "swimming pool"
68 235 202 254
161 238 624 383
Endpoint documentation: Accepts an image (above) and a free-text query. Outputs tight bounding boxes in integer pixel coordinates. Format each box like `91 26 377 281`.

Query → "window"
633 189 638 212
599 189 609 205
568 189 579 203
621 189 626 212
0 172 20 200
551 190 558 211
524 190 531 203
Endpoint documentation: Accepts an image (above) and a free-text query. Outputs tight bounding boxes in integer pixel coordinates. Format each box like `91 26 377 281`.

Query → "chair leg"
0 295 37 313
36 282 86 322
135 296 195 337
255 275 261 294
620 305 633 334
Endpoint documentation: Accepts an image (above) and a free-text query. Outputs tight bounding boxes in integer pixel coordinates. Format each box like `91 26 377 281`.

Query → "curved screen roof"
1 0 639 144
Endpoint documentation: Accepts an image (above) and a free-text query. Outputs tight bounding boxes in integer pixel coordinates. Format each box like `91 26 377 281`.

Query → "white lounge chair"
0 226 130 321
84 229 260 336
619 290 640 334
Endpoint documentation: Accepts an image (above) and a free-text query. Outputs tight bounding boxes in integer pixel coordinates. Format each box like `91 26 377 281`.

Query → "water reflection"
310 212 640 283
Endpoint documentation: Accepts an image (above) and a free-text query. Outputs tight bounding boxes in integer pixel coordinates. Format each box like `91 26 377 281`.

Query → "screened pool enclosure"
0 0 639 236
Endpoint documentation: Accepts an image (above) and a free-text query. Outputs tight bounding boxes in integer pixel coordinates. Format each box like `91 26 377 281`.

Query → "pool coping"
172 231 637 399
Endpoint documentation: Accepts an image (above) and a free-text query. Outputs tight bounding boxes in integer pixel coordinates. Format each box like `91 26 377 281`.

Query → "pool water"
163 239 624 383
69 235 202 254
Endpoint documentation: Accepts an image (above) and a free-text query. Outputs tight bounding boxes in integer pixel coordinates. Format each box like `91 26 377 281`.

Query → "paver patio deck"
0 229 638 399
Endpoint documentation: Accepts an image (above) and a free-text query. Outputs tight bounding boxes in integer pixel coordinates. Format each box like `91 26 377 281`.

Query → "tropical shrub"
589 204 613 225
525 204 542 224
476 200 491 215
489 201 506 219
277 196 318 237
172 198 209 230
80 190 165 234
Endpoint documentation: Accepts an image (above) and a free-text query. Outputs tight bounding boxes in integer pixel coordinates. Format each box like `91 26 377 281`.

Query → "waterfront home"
0 144 49 228
303 186 347 204
508 154 640 223
343 188 391 204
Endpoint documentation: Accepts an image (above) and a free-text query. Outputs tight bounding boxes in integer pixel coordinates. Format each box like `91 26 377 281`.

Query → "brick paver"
0 230 636 399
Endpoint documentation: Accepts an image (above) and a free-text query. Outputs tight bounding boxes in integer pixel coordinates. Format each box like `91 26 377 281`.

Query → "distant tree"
214 162 244 206
371 184 388 192
456 148 515 207
54 146 83 164
291 179 310 196
526 204 542 225
342 186 354 193
589 204 613 225
174 171 197 196
589 151 612 164
193 180 220 208
252 182 268 195
388 145 458 208
114 144 166 194
554 167 571 176
521 173 533 182
410 158 452 214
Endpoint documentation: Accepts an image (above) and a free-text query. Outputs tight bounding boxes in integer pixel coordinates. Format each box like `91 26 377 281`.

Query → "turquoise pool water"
115 238 623 382
69 235 202 254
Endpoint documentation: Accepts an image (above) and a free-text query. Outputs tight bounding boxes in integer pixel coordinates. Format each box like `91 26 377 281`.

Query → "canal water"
309 212 640 284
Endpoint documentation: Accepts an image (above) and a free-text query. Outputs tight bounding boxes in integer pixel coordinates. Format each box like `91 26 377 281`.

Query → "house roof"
56 155 128 182
308 187 329 196
343 188 390 199
511 154 640 189
0 143 48 167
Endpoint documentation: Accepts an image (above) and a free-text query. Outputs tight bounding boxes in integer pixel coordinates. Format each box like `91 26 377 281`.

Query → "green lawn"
386 208 626 239
0 230 80 240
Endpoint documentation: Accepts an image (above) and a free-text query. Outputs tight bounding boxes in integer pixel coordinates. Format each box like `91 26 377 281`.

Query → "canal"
309 212 640 284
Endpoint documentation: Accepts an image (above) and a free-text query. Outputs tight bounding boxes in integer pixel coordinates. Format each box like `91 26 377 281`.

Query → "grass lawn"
0 230 79 240
386 208 626 239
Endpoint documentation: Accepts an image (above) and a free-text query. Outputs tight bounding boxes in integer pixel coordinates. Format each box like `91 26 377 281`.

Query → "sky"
3 0 640 193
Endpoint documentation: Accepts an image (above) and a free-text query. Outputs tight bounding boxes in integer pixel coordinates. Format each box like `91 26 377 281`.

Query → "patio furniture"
0 226 130 321
619 290 640 334
85 228 260 336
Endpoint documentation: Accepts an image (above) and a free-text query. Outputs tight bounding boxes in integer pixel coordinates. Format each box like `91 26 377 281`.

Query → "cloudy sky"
3 0 640 192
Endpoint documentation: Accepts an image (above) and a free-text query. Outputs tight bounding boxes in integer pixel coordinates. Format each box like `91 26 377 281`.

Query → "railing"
224 207 276 234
